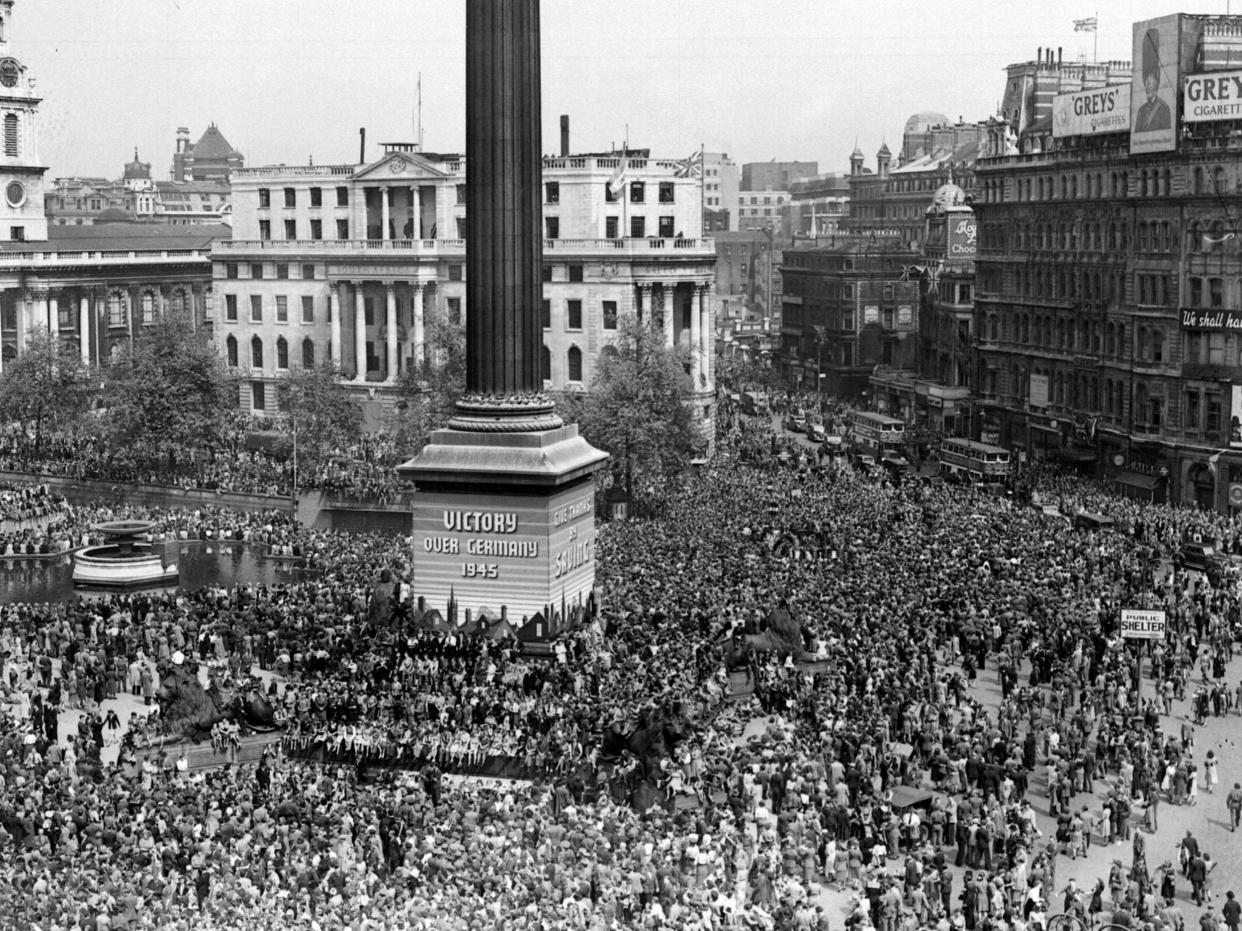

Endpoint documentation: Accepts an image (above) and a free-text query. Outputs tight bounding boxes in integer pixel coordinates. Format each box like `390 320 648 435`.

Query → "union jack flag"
1073 17 1097 32
673 150 702 178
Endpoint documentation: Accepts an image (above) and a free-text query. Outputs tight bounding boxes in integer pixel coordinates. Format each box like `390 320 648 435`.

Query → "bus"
741 391 770 417
938 438 1010 484
849 411 906 460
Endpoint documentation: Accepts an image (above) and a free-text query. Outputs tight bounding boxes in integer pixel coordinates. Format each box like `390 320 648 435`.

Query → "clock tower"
0 0 46 242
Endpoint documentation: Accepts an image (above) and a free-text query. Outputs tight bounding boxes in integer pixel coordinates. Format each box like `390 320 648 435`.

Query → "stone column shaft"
354 283 367 381
47 293 58 339
80 295 90 364
381 187 391 242
385 282 398 382
690 285 702 384
329 283 342 365
412 283 425 369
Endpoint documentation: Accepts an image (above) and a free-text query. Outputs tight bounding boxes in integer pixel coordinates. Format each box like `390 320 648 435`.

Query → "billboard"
1184 69 1242 123
1029 373 1049 409
1182 308 1242 331
1233 385 1242 448
1130 15 1179 154
1053 84 1131 137
947 215 977 259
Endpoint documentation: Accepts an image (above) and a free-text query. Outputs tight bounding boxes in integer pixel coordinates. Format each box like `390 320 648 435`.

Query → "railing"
234 164 359 178
215 237 715 255
0 249 213 266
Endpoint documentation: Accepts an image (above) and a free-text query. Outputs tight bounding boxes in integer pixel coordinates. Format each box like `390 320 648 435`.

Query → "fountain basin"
71 520 179 588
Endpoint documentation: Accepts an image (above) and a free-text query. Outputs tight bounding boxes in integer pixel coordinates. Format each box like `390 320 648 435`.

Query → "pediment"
353 151 452 182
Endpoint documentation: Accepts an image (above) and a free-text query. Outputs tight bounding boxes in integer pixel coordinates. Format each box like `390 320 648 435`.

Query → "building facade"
779 236 921 397
974 15 1242 511
787 173 850 238
172 124 244 183
703 151 739 232
212 144 717 447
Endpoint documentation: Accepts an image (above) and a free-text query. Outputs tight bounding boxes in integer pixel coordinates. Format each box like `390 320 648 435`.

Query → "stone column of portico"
663 284 674 348
690 283 702 385
702 282 714 387
412 283 425 369
354 282 368 382
46 292 58 339
636 282 651 324
329 282 342 365
79 294 90 364
385 281 398 382
381 187 391 241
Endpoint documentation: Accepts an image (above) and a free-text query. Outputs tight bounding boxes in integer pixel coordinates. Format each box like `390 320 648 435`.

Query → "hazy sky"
16 0 1232 181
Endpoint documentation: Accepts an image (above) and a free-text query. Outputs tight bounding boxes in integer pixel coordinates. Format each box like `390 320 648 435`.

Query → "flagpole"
700 141 706 237
1094 11 1098 61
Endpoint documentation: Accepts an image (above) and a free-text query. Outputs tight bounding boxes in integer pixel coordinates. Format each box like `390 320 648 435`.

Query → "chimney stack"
1058 47 1063 67
1037 47 1042 65
359 127 366 165
560 114 569 157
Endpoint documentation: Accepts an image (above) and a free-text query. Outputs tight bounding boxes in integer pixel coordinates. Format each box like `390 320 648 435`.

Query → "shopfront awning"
1054 447 1096 463
1115 471 1159 491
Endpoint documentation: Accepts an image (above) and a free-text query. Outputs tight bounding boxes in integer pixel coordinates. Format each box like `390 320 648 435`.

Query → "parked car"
806 422 827 443
1175 542 1232 584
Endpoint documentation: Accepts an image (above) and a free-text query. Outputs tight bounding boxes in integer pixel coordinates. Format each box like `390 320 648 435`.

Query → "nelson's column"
399 0 608 630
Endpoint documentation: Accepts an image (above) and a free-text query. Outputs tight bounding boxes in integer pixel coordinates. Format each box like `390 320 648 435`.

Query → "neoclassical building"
213 143 718 447
0 0 226 371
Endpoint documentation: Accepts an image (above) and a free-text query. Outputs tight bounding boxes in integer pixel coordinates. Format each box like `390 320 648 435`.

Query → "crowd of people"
0 406 1240 928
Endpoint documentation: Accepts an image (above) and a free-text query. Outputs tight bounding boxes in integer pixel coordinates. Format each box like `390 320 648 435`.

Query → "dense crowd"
0 409 1240 929
0 431 414 503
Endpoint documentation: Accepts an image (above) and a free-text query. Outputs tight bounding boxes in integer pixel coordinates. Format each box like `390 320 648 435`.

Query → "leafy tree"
389 312 466 452
101 317 239 467
570 314 698 495
0 327 93 460
274 361 363 488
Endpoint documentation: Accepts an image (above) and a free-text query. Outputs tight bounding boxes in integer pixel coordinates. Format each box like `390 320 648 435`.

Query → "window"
336 218 349 239
224 294 238 322
1 114 15 157
542 264 553 283
302 338 315 368
447 298 462 325
545 217 559 239
301 264 314 280
605 216 619 239
567 299 582 330
567 345 583 381
1210 332 1226 365
545 181 559 204
336 186 349 207
107 292 125 327
568 264 584 283
310 218 323 241
658 216 674 238
251 381 265 411
602 300 618 329
301 296 314 323
276 263 289 280
658 181 674 204
1208 394 1223 433
140 291 156 324
259 219 271 241
309 187 322 207
630 181 645 204
250 295 262 322
226 263 239 280
363 298 374 327
258 188 270 208
456 184 466 205
276 295 288 323
1186 389 1200 427
630 216 646 238
541 344 551 381
282 188 296 208
275 336 289 369
251 336 264 368
1210 277 1224 308
448 264 463 282
225 335 238 367
284 219 296 240
541 299 551 329
250 263 264 280
456 217 467 239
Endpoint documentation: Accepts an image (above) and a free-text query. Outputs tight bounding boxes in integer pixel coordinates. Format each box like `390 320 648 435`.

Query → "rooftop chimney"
560 114 569 157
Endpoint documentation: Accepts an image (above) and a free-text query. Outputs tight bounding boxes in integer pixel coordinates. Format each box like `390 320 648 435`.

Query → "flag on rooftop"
607 150 630 197
1074 17 1097 32
673 149 703 178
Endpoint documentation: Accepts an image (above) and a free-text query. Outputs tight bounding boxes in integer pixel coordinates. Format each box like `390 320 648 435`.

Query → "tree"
0 327 93 460
572 314 698 495
388 312 465 452
101 317 239 466
274 361 363 490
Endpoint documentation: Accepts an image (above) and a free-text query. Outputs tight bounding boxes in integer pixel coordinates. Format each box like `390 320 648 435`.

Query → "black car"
1175 542 1233 584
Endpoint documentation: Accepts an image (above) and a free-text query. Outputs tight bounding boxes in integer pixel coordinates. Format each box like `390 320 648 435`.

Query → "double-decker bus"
849 411 906 460
938 438 1010 484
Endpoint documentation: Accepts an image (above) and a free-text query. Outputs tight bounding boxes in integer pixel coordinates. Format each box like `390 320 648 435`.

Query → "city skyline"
20 0 1225 181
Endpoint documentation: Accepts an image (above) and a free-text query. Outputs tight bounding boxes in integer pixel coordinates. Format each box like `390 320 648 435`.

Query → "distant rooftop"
0 223 231 253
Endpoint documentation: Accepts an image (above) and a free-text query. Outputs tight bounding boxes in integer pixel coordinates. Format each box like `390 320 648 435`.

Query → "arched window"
600 344 619 364
225 335 238 368
540 344 551 382
567 345 583 382
141 290 156 324
1194 166 1205 194
251 335 263 369
107 291 125 327
276 336 288 370
3 114 17 158
302 338 315 369
170 289 187 315
1138 326 1149 361
1214 165 1226 192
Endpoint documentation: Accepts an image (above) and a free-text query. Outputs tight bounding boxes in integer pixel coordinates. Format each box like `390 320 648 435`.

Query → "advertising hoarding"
1182 308 1242 331
1053 84 1131 137
1029 373 1049 409
1130 15 1180 154
947 216 977 258
1184 69 1242 122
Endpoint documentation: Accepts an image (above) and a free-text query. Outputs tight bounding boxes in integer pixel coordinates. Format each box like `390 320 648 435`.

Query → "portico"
326 275 434 383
